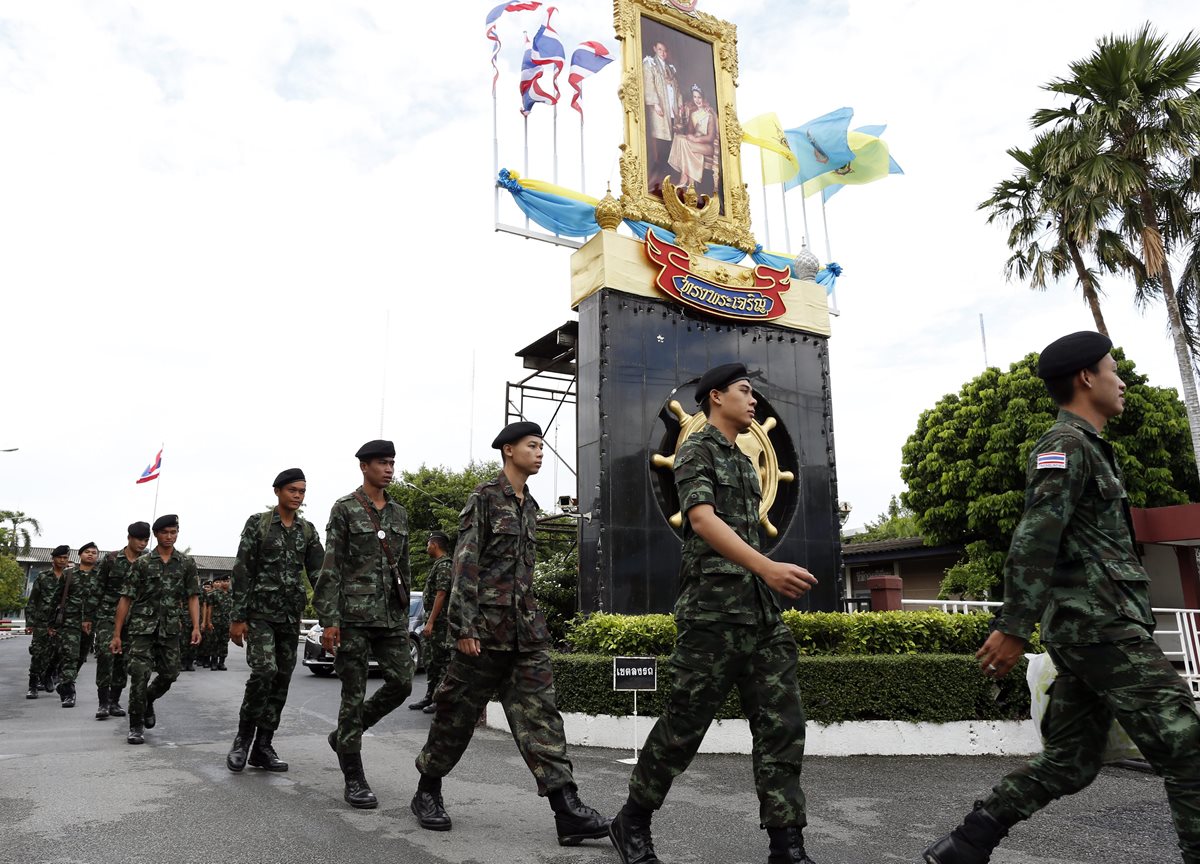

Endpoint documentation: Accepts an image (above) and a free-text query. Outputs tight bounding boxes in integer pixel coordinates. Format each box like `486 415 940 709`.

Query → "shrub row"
565 610 1042 656
551 653 1031 724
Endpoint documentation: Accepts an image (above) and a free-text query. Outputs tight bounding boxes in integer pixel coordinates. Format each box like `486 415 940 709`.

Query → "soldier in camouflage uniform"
198 579 216 664
86 522 149 719
313 442 413 808
610 365 821 864
71 542 100 673
179 593 197 672
110 514 201 745
411 421 610 847
53 541 100 708
204 575 232 670
924 332 1200 864
24 546 71 699
226 468 324 774
408 530 454 713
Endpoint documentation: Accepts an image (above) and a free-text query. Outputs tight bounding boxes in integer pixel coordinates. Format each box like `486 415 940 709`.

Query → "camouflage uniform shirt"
446 472 549 651
994 409 1153 645
422 556 453 636
119 548 202 637
674 423 779 625
313 487 409 630
25 569 57 628
231 509 325 623
90 549 140 625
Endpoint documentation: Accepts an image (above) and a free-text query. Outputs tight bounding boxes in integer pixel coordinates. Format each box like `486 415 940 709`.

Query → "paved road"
0 637 1183 863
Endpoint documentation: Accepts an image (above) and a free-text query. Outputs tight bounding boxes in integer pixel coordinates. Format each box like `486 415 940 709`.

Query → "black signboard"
613 656 657 692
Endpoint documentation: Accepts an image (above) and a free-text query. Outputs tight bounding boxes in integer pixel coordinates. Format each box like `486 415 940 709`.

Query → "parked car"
303 591 425 676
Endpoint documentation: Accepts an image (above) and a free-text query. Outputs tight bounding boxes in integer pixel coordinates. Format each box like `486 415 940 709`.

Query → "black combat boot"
216 657 227 670
609 802 660 864
408 685 433 710
924 802 1009 864
767 826 818 863
95 688 110 719
198 655 209 668
411 774 452 830
341 752 378 809
40 671 54 692
226 718 256 772
248 728 288 772
182 658 194 672
26 674 39 699
143 698 156 729
108 687 126 717
127 721 145 745
550 784 611 846
58 681 76 708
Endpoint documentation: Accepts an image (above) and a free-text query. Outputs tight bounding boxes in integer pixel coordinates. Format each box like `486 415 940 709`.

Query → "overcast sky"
1 0 1195 560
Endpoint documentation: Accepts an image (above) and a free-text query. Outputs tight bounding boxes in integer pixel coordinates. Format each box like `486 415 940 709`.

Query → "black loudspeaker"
576 287 842 615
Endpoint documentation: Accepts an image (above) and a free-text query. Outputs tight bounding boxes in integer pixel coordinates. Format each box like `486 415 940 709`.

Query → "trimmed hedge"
566 610 1042 657
551 653 1031 724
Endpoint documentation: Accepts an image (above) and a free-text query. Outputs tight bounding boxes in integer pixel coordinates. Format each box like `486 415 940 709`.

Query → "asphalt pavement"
0 636 1183 864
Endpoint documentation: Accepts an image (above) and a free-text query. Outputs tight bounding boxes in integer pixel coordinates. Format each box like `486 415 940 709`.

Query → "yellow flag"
741 113 799 185
801 131 890 198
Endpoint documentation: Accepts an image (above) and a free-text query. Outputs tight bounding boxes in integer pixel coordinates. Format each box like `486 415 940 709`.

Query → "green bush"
533 547 579 647
550 653 1031 723
566 610 1042 656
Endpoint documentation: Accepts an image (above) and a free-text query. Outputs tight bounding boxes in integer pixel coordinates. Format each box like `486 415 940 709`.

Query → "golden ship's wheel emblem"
651 400 795 537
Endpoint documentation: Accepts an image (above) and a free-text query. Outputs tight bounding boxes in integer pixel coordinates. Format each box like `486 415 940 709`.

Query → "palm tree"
0 511 41 556
980 128 1143 336
1033 24 1200 479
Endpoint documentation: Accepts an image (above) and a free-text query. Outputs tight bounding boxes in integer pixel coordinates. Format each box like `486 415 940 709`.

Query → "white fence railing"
901 599 1200 698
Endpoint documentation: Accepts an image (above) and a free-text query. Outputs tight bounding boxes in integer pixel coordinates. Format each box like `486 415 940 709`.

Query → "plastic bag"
1024 652 1142 762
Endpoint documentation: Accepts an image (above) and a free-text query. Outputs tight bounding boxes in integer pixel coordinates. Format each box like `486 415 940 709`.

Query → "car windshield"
409 596 421 617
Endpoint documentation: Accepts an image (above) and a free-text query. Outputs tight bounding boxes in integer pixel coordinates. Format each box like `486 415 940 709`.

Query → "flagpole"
760 157 772 251
579 113 585 194
493 85 500 228
151 443 163 525
552 102 559 186
820 194 840 316
523 113 530 231
779 185 792 253
799 187 811 251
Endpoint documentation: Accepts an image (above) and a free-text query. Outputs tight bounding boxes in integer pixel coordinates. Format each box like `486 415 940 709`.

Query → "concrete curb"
485 702 1042 756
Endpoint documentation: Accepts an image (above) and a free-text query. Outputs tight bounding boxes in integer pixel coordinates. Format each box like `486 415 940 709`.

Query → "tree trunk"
1066 237 1109 336
1158 264 1200 483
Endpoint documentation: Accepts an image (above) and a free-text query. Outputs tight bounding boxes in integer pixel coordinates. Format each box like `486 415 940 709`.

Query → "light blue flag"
821 124 904 201
783 107 855 191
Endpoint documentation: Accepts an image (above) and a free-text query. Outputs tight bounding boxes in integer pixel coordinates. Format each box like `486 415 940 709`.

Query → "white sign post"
613 656 658 765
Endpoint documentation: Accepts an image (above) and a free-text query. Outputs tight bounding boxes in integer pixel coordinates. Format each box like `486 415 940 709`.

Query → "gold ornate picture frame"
614 0 755 252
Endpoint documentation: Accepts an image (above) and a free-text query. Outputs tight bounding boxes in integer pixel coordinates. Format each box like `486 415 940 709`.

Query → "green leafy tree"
844 496 920 544
0 555 25 612
0 511 40 556
387 461 500 588
901 350 1200 598
1031 24 1200 479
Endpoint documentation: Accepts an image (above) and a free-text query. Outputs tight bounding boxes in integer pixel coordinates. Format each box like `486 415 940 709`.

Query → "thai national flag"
136 449 162 484
486 1 543 95
520 25 563 115
567 41 613 118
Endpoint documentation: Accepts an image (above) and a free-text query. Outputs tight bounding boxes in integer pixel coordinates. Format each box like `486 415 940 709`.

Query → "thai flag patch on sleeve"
1036 451 1067 470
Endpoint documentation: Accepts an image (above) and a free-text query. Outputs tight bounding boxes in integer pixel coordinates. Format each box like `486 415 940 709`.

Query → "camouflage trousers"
179 621 195 666
126 632 182 723
202 620 230 660
629 618 807 828
27 628 55 679
92 618 126 690
422 626 451 696
415 647 575 796
57 626 88 685
239 619 299 731
986 637 1200 863
331 626 413 753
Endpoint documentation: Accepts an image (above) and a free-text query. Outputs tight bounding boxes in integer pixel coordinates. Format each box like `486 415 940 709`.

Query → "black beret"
214 573 230 581
428 530 452 547
1037 331 1113 379
51 544 70 557
127 521 151 540
355 439 396 460
273 467 305 488
694 363 751 403
78 541 98 554
152 514 179 532
491 421 543 450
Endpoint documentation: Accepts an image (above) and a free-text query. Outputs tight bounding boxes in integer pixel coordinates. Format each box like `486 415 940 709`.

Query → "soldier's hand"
190 627 202 646
109 636 122 655
47 627 57 637
976 630 1025 679
322 625 341 654
761 562 818 599
422 622 433 639
82 621 92 635
229 621 248 647
457 638 481 656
